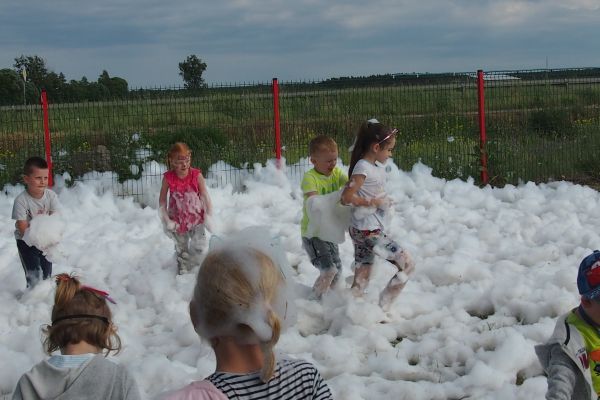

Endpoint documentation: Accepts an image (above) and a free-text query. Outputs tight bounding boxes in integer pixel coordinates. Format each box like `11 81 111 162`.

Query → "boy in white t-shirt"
11 157 60 288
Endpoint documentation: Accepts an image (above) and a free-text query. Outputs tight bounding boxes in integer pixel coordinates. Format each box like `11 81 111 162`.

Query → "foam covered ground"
2 159 599 399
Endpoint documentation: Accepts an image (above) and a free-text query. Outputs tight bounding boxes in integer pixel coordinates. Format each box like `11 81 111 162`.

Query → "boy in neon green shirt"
301 136 348 298
536 250 600 399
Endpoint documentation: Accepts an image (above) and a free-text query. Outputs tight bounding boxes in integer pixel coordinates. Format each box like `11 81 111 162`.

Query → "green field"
1 76 600 190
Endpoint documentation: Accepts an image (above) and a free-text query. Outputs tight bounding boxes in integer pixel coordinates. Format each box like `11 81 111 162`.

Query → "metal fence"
482 69 600 184
1 67 600 201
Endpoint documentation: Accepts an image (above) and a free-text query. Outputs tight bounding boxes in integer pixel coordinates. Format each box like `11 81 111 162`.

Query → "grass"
1 80 600 190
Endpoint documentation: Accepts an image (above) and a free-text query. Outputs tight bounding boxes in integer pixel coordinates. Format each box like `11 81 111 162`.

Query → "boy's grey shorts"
302 237 342 272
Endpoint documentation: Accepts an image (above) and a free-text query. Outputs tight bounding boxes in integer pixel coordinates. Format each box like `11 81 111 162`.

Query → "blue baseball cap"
577 250 600 300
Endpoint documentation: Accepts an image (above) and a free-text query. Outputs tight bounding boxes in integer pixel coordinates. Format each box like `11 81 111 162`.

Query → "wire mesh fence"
1 68 600 202
278 74 481 182
482 69 600 184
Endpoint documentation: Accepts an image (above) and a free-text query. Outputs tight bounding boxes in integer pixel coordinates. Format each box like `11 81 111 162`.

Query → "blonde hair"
43 274 121 355
309 135 338 156
190 247 285 382
166 142 192 169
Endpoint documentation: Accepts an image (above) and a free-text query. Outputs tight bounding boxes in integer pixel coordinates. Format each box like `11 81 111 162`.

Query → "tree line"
318 68 600 87
0 54 207 106
0 55 130 105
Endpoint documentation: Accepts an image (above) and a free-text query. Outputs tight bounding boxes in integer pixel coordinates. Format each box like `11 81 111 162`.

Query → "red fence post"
477 70 488 185
272 78 282 168
41 89 53 187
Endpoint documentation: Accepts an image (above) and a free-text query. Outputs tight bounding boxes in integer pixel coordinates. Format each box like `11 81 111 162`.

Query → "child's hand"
204 214 214 233
370 197 386 208
164 219 179 232
159 206 179 234
377 196 394 210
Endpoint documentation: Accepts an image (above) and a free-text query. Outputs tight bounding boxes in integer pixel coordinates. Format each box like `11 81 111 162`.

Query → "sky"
1 0 599 87
2 156 600 398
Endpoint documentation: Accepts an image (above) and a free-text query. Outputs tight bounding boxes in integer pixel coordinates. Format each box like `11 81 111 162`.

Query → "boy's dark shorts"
302 237 342 272
16 239 52 288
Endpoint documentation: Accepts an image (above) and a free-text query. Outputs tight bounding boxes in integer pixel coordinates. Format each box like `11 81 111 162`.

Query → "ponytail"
53 273 81 309
190 246 289 382
349 121 371 176
260 309 281 382
43 273 120 355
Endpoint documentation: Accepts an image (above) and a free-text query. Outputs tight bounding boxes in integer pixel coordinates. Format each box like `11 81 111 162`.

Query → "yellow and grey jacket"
535 310 598 400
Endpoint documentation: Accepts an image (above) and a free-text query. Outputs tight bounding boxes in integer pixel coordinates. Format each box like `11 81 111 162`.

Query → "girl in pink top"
159 142 212 274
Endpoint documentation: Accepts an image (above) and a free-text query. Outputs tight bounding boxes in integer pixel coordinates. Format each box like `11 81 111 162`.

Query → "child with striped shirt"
164 232 333 400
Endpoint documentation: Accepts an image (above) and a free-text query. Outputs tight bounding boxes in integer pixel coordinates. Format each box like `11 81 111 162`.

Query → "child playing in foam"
164 228 333 400
12 156 60 288
159 142 212 274
12 274 141 400
536 250 600 399
341 119 415 310
300 135 348 298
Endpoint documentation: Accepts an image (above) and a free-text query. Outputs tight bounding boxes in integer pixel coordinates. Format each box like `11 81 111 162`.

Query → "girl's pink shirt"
164 168 206 233
163 380 227 400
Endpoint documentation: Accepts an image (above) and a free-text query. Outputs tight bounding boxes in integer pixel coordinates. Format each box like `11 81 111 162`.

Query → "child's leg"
16 240 42 288
40 253 52 280
330 247 343 288
374 235 415 274
188 225 207 262
377 234 415 309
172 232 191 274
302 237 340 298
351 263 372 296
348 227 378 296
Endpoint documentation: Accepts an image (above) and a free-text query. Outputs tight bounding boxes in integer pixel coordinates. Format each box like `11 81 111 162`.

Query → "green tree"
98 70 128 97
178 55 207 89
0 68 38 105
44 71 67 102
108 76 128 97
13 55 48 88
0 69 22 105
65 77 90 102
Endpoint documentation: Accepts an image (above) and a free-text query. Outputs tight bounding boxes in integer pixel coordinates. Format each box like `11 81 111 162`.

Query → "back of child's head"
166 142 191 169
43 273 121 355
23 156 48 176
309 135 338 156
349 119 396 175
190 245 288 382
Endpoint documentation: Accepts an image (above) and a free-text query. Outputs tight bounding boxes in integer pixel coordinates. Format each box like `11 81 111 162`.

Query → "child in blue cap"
536 250 600 399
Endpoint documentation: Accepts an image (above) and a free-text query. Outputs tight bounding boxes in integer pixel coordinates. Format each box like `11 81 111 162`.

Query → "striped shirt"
207 358 333 400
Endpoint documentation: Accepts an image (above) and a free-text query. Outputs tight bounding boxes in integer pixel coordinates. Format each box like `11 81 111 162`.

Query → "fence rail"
1 68 600 202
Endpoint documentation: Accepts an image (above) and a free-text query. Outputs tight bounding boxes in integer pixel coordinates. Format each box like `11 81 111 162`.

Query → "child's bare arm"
15 220 28 236
341 175 375 207
197 173 212 215
158 178 178 232
158 177 169 208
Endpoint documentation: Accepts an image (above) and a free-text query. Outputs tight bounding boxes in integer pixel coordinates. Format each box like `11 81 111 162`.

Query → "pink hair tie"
81 285 117 304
